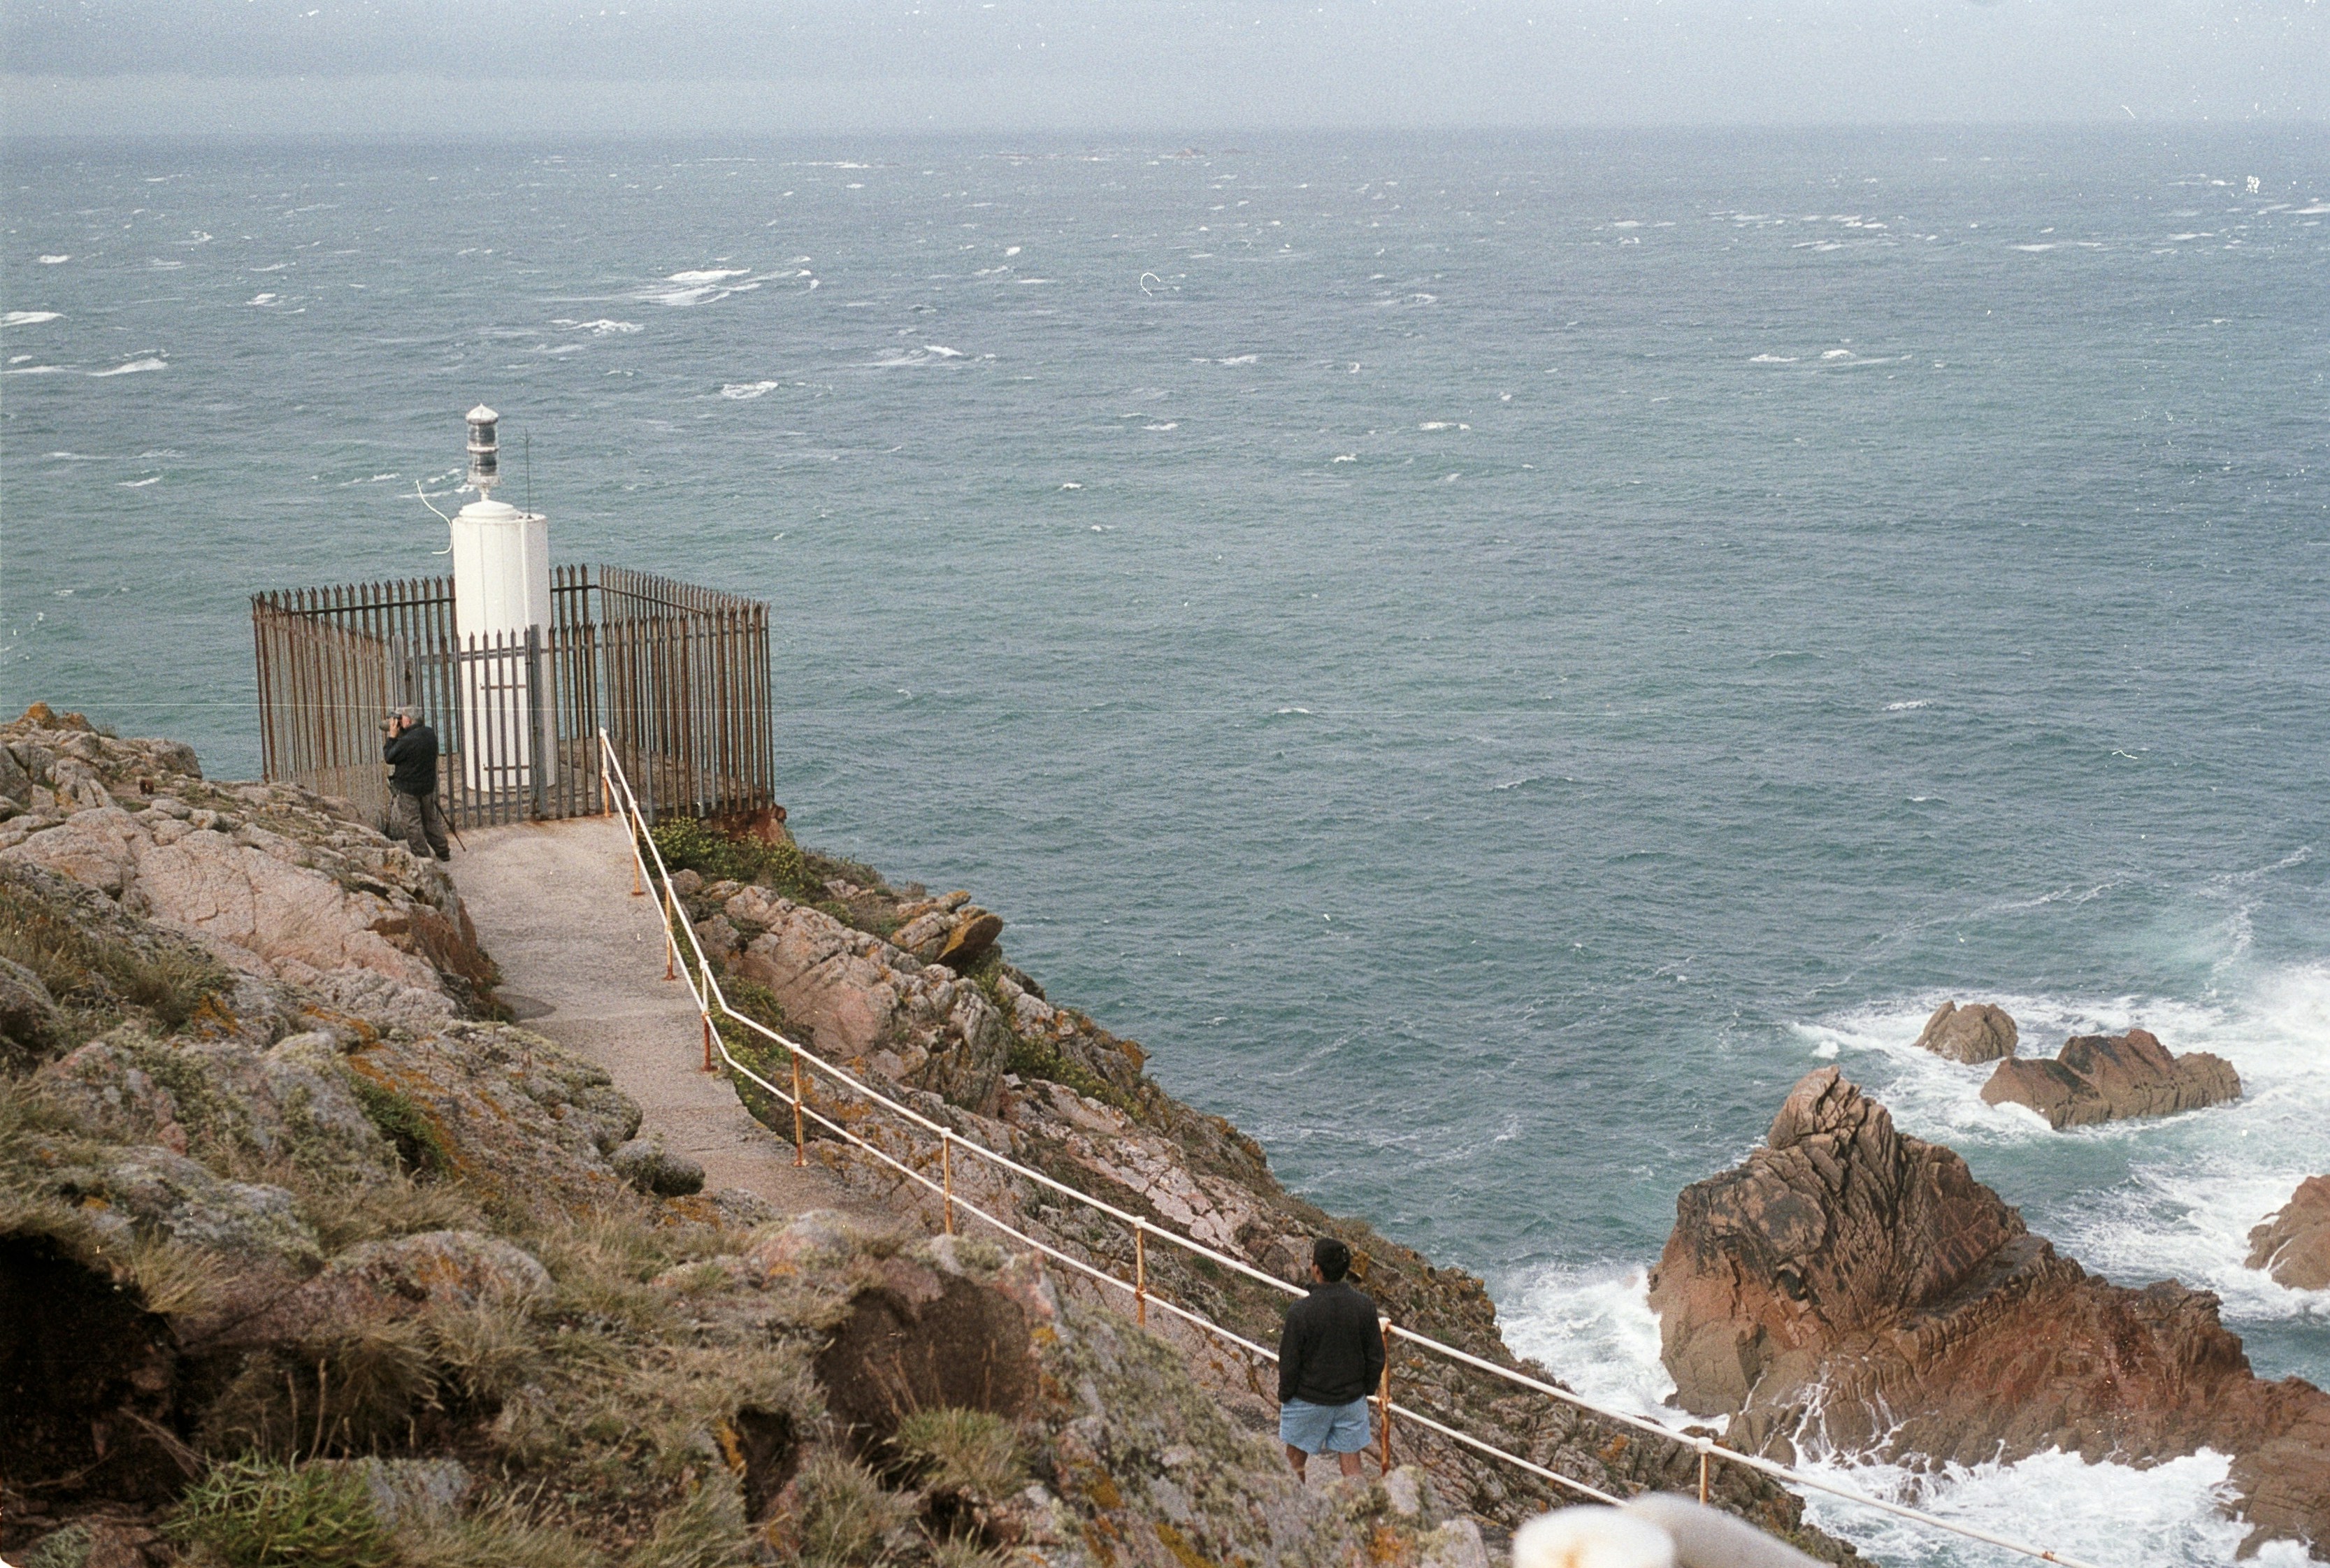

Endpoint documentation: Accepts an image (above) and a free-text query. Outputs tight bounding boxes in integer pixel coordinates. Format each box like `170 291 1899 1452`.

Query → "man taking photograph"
382 705 451 863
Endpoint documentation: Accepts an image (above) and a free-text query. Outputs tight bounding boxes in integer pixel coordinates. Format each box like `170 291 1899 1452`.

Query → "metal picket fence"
252 566 772 831
597 729 2104 1568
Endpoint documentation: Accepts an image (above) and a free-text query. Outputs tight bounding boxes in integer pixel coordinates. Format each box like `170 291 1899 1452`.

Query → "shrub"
891 1408 1023 1502
166 1457 396 1568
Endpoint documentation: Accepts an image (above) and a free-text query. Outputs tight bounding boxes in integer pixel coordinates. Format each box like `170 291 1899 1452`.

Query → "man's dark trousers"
389 788 451 862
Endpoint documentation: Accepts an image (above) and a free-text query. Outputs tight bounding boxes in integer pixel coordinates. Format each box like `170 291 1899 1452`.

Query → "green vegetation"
890 1408 1024 1503
790 1450 916 1568
166 1458 396 1568
350 1078 454 1179
647 818 819 902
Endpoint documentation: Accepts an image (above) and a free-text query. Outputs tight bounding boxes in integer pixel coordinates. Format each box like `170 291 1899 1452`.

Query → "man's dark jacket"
1277 1279 1384 1406
383 724 440 797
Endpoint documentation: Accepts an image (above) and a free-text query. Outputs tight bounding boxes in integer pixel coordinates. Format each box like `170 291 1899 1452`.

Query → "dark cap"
1312 1237 1351 1282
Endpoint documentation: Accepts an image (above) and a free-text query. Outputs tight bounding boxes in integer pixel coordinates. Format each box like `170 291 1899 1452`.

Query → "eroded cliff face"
1648 1067 2330 1558
675 864 1856 1560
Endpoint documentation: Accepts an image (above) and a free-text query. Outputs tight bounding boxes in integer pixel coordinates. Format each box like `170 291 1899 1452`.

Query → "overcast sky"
3 0 2325 138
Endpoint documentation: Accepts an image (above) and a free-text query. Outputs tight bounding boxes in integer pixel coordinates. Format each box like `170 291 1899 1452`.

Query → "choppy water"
5 128 2328 1563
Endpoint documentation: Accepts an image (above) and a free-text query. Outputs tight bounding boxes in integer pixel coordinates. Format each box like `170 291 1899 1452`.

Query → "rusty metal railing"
598 730 2108 1568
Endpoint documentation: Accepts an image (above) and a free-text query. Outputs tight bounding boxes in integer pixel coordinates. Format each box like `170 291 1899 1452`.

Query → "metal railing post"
790 1047 807 1166
1379 1317 1395 1477
1697 1438 1712 1505
941 1131 956 1235
702 1012 715 1073
663 881 679 981
1135 1221 1148 1327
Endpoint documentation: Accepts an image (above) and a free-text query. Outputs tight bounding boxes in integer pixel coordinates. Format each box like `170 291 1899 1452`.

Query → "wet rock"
612 1135 707 1197
2248 1176 2330 1292
1910 1000 2017 1064
1648 1066 2330 1553
1980 1027 2239 1128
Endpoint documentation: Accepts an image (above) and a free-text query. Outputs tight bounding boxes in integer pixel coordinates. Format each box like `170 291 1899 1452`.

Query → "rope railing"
594 731 2104 1568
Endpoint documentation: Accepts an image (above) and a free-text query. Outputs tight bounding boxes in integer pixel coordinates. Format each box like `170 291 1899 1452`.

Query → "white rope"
598 734 2106 1568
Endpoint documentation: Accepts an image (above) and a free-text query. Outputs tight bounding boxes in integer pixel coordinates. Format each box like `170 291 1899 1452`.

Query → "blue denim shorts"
1279 1396 1373 1454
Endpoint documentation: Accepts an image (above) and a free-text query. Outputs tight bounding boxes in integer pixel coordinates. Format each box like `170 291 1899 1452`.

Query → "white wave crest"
719 381 781 400
3 311 61 326
89 357 168 377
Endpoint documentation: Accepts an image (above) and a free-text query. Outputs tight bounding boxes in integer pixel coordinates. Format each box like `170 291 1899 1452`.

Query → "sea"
3 127 2326 1566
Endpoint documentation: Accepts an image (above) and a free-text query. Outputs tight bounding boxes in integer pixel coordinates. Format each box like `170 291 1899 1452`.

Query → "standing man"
1278 1237 1385 1480
382 705 451 863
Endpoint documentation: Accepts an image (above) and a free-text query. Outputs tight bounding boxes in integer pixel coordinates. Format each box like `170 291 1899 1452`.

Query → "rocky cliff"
1 706 1849 1568
1646 1067 2330 1558
656 844 1853 1562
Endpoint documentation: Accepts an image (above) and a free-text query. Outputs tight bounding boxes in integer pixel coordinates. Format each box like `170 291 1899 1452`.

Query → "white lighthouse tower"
449 406 550 791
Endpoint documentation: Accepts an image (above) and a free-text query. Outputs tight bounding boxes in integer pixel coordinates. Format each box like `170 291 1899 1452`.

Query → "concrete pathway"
450 814 854 1216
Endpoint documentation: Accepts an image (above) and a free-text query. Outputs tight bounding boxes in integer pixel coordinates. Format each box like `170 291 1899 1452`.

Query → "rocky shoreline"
1647 1067 2329 1558
0 705 1853 1568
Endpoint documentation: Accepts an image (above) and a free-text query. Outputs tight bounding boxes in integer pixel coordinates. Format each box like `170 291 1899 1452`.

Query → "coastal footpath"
0 705 1850 1568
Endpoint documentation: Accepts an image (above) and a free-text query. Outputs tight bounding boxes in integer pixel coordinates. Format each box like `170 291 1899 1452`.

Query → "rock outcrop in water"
1648 1067 2330 1558
2249 1177 2330 1293
1979 1026 2240 1128
1909 1000 2018 1063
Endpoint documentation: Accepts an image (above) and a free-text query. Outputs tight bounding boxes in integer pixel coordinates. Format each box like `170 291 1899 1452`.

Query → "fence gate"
252 566 772 832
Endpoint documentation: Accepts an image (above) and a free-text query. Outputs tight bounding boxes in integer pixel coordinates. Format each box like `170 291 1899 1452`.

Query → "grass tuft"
790 1451 914 1568
166 1456 396 1568
891 1409 1024 1503
626 1472 751 1568
396 1488 610 1568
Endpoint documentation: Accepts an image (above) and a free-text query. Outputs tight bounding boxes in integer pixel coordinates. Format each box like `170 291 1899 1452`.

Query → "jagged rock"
612 1135 707 1197
28 1141 319 1269
728 889 1012 1113
37 1028 396 1179
1910 1000 2018 1063
341 1021 642 1207
0 707 493 1012
1649 1067 2330 1554
936 908 1004 972
1980 1028 2238 1128
742 1209 870 1283
2248 1177 2330 1292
